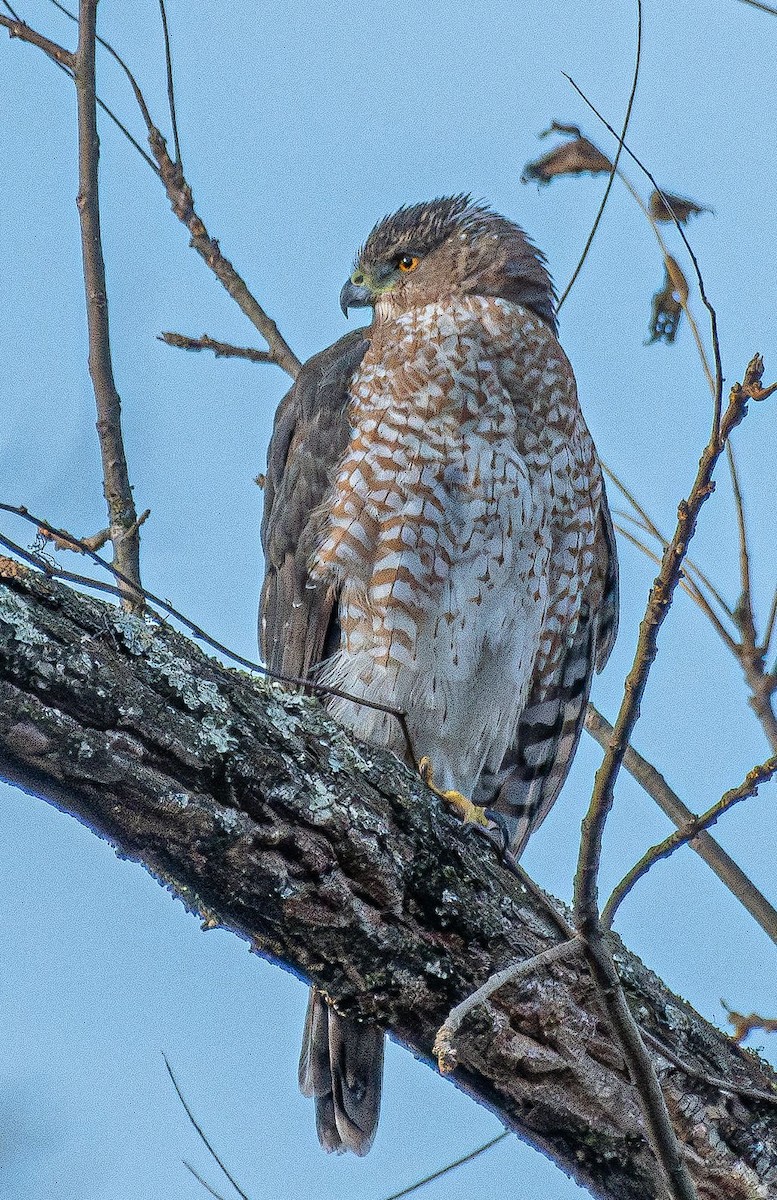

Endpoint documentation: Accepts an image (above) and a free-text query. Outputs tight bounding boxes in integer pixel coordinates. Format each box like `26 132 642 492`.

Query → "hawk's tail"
298 989 384 1156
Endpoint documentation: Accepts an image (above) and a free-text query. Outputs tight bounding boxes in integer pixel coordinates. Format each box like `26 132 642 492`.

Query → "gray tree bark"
0 564 774 1200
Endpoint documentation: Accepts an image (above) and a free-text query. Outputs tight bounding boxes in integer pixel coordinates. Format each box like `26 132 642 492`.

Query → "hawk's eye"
397 255 420 273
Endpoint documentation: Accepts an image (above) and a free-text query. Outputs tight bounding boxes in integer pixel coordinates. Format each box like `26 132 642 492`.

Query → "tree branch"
585 705 777 946
573 363 773 1200
0 12 74 68
0 567 775 1200
74 0 144 612
2 4 301 380
601 753 777 929
159 331 275 364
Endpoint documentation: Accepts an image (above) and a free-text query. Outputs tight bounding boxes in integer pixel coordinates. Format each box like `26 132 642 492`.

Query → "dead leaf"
723 1003 777 1044
648 190 712 224
522 128 612 185
646 256 689 345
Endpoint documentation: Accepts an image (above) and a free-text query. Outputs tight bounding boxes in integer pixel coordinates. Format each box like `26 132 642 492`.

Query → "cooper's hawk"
259 195 618 1155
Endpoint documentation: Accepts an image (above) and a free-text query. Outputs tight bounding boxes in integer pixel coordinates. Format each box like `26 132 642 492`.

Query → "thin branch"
163 1057 251 1200
764 587 777 657
158 0 181 165
573 362 771 1200
602 754 777 928
563 73 724 437
585 705 777 946
738 0 777 14
0 504 417 762
0 12 74 67
41 0 160 170
378 1131 509 1200
41 1 301 377
581 932 699 1199
159 332 274 364
727 441 759 651
613 519 739 652
49 0 157 127
75 0 143 613
606 465 733 624
556 0 641 310
642 1029 777 1106
575 358 766 928
433 939 579 1073
184 1162 231 1200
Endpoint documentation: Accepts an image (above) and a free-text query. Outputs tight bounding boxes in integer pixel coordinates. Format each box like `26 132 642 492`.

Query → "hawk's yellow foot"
418 756 490 827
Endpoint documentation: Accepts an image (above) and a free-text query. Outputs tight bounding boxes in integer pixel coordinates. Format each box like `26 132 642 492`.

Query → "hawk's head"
340 195 557 333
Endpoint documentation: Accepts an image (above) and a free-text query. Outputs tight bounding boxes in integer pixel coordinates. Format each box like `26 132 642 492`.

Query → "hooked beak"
339 278 373 317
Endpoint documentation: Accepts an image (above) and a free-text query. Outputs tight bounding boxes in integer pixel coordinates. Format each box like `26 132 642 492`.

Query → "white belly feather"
313 297 553 796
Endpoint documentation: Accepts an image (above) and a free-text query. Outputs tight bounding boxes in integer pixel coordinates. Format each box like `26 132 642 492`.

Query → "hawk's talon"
418 756 490 827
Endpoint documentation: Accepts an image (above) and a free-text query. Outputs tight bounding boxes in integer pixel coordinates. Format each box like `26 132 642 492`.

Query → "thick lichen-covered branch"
0 568 775 1200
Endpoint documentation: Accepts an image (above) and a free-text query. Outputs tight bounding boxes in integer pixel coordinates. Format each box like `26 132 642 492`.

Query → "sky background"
1 1 776 1197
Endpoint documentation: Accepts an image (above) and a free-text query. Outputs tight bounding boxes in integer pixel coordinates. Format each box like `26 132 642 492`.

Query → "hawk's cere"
259 195 618 1156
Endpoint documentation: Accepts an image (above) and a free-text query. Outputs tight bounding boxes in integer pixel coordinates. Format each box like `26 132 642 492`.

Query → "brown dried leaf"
646 255 689 345
522 135 612 185
724 1005 777 1044
38 526 111 554
648 190 712 224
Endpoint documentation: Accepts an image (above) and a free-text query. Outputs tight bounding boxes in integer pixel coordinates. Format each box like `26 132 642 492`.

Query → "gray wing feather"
261 329 385 1154
260 329 368 678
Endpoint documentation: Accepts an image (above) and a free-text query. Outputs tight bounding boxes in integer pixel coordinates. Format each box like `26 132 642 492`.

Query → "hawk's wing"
260 328 385 1156
260 329 368 679
481 483 619 856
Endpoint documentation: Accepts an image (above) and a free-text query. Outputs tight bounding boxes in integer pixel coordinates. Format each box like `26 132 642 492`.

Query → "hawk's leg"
418 756 489 827
418 757 518 867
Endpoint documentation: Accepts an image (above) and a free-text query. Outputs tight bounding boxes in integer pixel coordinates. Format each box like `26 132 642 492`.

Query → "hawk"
259 195 618 1155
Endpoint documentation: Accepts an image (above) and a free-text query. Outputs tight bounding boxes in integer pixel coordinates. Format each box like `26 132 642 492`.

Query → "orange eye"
397 255 420 273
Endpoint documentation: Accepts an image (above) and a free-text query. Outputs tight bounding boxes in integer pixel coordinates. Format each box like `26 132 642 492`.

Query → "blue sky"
1 2 775 1197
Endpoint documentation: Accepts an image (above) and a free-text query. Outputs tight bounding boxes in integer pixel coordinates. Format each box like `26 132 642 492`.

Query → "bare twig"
163 1056 251 1200
580 931 699 1199
74 0 144 613
184 1162 231 1200
764 587 777 657
606 464 736 622
576 358 766 930
728 442 756 637
377 1131 509 1200
573 361 771 1200
642 1029 777 1105
148 131 301 378
556 0 641 310
0 504 418 762
11 2 301 379
159 332 274 364
585 705 777 946
563 74 723 437
612 519 739 651
433 939 579 1073
738 0 777 14
725 441 777 753
0 12 74 67
158 0 181 165
602 754 777 928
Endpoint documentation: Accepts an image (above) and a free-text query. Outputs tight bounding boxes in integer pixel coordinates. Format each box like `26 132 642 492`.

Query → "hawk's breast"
311 297 555 790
